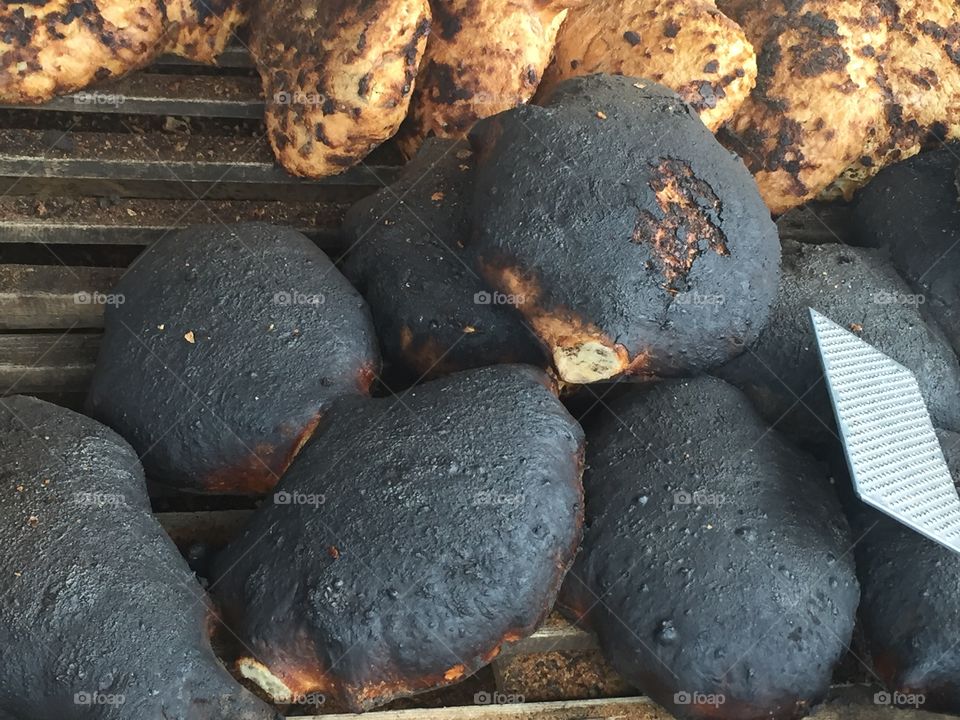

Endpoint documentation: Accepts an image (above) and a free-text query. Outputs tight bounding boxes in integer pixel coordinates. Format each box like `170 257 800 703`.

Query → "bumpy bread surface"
165 0 247 64
718 0 888 214
252 0 430 177
539 0 756 131
396 0 569 158
212 365 585 712
0 0 243 104
823 0 960 200
562 376 859 720
0 396 277 720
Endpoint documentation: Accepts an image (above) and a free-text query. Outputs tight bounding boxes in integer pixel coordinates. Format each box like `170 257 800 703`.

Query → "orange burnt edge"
633 158 729 293
355 361 379 394
399 326 454 377
199 412 324 495
478 263 643 384
444 664 467 681
237 583 581 712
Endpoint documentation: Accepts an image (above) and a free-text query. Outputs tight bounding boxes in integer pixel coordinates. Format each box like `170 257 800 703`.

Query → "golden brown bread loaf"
538 0 757 131
718 0 888 214
396 0 570 157
0 0 244 104
823 0 960 200
251 0 431 177
166 0 248 64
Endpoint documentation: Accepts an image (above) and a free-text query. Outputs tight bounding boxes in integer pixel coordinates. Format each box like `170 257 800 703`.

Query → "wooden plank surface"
0 74 263 118
0 196 348 247
0 333 99 394
296 697 667 720
290 691 956 720
0 130 402 187
0 265 124 329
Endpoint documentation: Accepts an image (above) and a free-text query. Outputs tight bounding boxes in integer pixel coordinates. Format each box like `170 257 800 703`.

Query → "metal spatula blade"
810 308 960 553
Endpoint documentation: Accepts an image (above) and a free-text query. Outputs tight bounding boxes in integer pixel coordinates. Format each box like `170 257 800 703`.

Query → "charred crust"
632 159 728 293
429 63 475 104
314 123 334 147
432 1 463 40
327 153 360 167
212 366 584 711
273 130 291 150
754 41 782 100
525 65 538 87
791 43 850 78
358 72 373 98
86 224 379 493
572 377 858 717
799 11 840 37
2 8 36 46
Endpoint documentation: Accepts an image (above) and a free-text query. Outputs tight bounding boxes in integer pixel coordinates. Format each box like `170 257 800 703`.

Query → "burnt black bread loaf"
342 138 546 380
852 147 960 357
852 428 960 714
464 74 781 384
718 239 960 450
0 395 278 720
86 223 379 494
211 365 584 711
560 376 859 720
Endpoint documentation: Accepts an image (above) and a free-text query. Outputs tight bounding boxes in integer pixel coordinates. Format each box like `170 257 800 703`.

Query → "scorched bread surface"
852 147 960 358
212 365 584 712
343 137 546 379
717 239 960 449
467 74 779 383
0 396 278 720
562 376 859 720
86 223 379 494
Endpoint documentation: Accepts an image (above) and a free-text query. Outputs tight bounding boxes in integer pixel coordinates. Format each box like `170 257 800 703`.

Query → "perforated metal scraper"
810 308 960 553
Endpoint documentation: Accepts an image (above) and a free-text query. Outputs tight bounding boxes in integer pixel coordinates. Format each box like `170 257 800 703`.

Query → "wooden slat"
0 221 335 247
297 697 664 720
290 691 955 720
1 156 396 187
0 197 348 247
0 74 263 119
0 333 99 394
0 130 402 187
497 621 596 655
0 265 124 330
